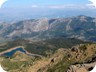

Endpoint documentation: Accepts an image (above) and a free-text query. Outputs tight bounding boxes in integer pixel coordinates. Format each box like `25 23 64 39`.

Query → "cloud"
0 0 7 8
89 0 96 8
31 4 95 9
86 4 95 9
32 5 39 8
48 5 65 9
48 4 89 9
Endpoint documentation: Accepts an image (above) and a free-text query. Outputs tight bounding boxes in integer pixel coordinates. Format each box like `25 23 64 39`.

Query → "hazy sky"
1 0 93 8
0 0 96 21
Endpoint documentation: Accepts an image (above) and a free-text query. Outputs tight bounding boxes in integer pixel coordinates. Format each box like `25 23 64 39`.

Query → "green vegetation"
25 37 89 56
79 44 87 51
0 43 96 72
0 38 90 56
1 59 28 71
1 51 38 71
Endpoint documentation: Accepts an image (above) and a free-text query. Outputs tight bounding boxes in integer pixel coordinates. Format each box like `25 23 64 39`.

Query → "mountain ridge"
0 15 96 42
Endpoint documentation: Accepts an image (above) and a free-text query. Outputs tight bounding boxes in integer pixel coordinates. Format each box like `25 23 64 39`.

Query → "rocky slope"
0 15 96 41
0 43 96 72
67 62 96 72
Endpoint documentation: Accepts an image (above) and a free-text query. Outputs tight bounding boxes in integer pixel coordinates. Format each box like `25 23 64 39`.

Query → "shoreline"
0 46 25 56
0 46 42 57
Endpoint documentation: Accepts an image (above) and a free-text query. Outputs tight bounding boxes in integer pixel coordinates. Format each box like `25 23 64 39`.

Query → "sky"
0 0 96 21
0 0 95 8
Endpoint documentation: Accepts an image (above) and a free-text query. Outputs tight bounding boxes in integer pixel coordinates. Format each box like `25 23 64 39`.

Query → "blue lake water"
2 48 26 57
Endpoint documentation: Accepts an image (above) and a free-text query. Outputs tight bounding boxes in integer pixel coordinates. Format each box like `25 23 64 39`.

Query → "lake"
2 48 26 57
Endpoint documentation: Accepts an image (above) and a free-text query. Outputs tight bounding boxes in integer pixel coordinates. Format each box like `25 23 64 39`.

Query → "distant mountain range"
0 8 96 22
0 15 96 42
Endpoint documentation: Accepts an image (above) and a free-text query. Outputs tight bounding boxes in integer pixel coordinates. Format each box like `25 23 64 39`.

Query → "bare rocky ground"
67 62 96 72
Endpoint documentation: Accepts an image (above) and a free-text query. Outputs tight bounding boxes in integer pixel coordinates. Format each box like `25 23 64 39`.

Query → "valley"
0 15 96 72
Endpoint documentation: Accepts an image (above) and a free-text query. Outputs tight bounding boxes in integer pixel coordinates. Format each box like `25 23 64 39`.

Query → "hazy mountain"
0 15 96 41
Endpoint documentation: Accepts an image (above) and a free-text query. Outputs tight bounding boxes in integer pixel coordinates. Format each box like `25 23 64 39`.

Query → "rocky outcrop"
67 62 96 72
0 44 96 72
67 55 96 72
